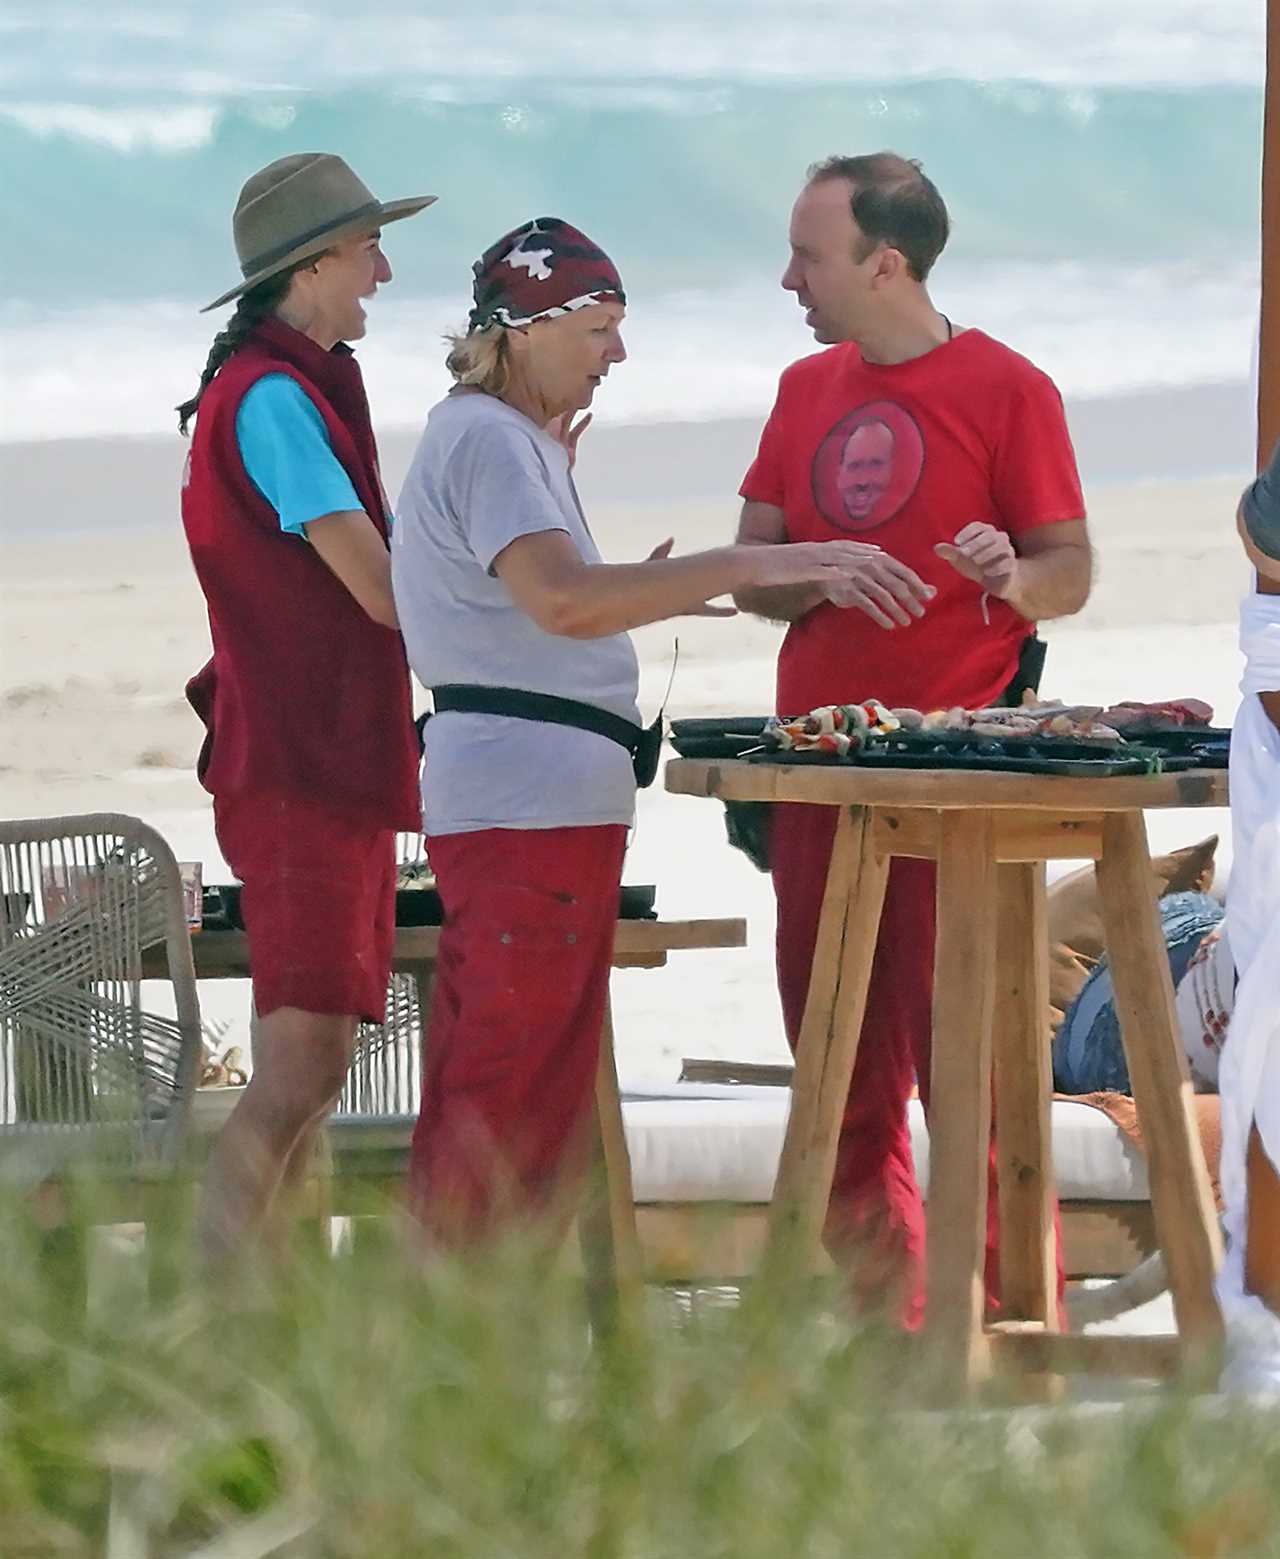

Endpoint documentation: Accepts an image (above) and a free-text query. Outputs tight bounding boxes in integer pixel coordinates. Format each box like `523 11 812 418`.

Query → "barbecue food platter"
669 698 1228 777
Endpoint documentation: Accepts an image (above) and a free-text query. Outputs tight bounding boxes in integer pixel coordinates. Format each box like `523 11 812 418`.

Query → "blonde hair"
444 323 512 396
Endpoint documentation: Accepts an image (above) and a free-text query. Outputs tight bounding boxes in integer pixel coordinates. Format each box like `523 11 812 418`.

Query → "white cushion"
624 1099 786 1203
618 1084 1149 1205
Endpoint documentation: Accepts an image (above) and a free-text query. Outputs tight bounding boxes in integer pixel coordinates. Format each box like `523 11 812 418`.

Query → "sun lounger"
320 1079 1159 1282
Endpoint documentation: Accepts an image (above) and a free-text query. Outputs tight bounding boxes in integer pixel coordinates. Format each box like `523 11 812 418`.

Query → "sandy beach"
0 399 1255 1071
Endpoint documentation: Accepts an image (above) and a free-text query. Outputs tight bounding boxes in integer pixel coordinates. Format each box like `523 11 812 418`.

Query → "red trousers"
771 803 1064 1328
408 824 628 1243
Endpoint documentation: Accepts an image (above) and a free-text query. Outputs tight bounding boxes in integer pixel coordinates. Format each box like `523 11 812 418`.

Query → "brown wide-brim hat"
202 152 436 313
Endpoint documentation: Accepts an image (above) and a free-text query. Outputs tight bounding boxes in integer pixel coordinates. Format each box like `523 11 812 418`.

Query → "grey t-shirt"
1243 438 1280 561
391 390 640 836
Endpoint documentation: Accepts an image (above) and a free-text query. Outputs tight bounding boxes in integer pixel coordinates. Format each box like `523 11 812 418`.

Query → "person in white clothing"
1219 440 1280 1387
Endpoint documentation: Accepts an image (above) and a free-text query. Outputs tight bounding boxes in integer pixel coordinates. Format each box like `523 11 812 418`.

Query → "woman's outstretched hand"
646 536 737 618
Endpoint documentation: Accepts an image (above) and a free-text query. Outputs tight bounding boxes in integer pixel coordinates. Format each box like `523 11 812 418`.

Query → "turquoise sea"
0 0 1267 440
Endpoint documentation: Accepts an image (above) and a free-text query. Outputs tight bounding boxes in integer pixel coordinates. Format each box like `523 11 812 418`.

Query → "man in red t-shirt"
735 152 1092 1327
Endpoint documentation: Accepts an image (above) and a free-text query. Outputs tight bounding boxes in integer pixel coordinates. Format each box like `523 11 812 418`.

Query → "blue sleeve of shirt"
235 373 364 536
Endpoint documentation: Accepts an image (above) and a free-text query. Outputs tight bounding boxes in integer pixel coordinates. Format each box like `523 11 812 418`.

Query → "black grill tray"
749 749 1159 778
202 882 658 932
1182 744 1229 769
669 714 1228 771
747 730 1171 777
1108 721 1227 743
1122 724 1230 766
669 716 772 737
670 734 767 759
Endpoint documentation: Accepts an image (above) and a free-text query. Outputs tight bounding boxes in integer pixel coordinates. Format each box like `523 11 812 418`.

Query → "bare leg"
1246 1122 1280 1316
197 1006 357 1268
249 1009 340 1259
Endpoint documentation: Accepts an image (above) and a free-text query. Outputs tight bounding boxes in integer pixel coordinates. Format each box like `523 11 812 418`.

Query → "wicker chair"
0 814 203 1177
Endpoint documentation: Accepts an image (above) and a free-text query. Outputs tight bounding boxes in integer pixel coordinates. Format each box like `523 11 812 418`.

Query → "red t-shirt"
741 330 1085 716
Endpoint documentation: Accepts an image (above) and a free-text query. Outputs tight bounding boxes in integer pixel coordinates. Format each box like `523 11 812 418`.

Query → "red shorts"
213 794 396 1024
409 824 628 1241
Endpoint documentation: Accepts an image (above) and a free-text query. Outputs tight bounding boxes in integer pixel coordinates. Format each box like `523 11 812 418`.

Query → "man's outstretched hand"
934 522 1018 598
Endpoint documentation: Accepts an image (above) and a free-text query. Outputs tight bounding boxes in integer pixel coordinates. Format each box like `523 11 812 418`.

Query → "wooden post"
992 862 1059 1332
1095 812 1224 1360
578 995 644 1338
925 811 998 1396
992 861 1062 1402
758 807 889 1289
1261 0 1280 466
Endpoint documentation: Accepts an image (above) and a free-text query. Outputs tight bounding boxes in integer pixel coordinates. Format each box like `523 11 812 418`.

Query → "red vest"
182 316 421 829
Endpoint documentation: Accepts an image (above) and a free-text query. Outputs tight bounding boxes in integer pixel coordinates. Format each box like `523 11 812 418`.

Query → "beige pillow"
1044 835 1218 1031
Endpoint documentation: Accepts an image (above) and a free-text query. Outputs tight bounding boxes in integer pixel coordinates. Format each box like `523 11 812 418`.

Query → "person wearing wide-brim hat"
177 153 434 1266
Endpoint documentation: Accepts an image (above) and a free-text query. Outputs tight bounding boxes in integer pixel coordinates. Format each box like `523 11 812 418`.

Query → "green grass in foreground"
2 1182 1280 1558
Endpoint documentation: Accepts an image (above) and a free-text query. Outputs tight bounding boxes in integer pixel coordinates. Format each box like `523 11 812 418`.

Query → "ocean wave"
0 100 219 152
1 79 1262 312
2 0 1266 90
0 262 1259 444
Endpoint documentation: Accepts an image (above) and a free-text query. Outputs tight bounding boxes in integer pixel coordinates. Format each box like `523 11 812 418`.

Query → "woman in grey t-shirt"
391 218 932 1246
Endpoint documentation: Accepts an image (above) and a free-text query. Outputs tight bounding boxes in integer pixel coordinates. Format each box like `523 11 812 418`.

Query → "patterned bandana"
467 217 626 333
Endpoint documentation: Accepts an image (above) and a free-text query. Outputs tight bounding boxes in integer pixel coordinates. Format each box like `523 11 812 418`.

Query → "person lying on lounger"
1052 890 1232 1097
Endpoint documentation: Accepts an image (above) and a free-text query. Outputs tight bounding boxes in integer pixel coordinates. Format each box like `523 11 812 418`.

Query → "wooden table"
146 918 747 982
666 757 1227 1392
146 916 747 1328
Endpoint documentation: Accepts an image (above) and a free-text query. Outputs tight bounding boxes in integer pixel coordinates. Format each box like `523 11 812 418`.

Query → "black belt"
426 685 663 788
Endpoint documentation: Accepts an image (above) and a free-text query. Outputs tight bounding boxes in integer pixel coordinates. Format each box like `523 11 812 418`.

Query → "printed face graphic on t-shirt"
811 400 924 534
836 421 895 522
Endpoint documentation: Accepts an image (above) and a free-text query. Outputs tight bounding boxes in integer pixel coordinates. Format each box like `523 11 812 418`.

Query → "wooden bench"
147 917 748 1316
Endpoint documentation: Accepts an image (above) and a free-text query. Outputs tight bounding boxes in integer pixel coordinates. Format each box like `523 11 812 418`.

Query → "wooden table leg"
759 805 889 1288
579 993 644 1337
926 811 997 1396
1095 811 1223 1358
992 861 1061 1401
993 861 1058 1329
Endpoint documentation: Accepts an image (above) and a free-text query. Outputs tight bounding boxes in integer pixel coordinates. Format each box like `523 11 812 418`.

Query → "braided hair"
176 264 303 436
